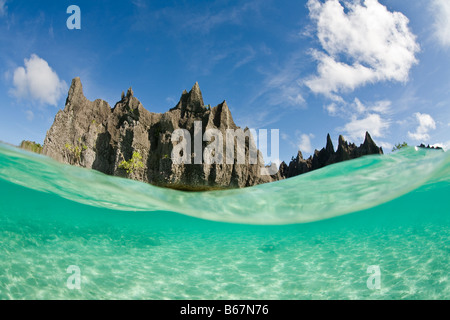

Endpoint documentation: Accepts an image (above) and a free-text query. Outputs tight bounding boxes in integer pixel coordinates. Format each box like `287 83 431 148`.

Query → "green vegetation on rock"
20 141 43 154
65 144 82 163
392 142 408 152
64 138 88 164
119 151 144 174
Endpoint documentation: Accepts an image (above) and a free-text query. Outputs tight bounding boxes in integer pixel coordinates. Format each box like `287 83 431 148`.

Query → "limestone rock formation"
19 140 43 154
280 132 383 179
43 78 278 190
418 144 443 150
43 77 384 190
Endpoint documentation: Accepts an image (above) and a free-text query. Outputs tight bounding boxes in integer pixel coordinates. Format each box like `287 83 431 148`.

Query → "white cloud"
370 100 392 114
281 132 315 155
331 97 384 116
233 46 256 70
408 112 436 141
11 54 67 106
305 0 419 96
25 110 34 121
327 98 392 144
281 86 306 107
0 0 7 16
351 98 391 115
353 98 366 114
342 113 390 142
431 0 450 47
180 1 262 34
298 133 315 154
378 141 393 151
262 60 306 108
325 103 337 116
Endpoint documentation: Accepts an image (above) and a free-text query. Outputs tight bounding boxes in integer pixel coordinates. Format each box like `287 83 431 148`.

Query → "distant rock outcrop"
20 140 43 154
418 144 443 151
43 78 278 190
279 132 383 179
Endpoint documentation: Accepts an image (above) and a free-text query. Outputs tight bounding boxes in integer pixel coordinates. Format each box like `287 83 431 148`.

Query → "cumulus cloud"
431 0 450 47
11 54 67 106
343 113 390 141
369 100 392 114
350 98 391 115
333 98 391 144
408 112 436 141
283 131 316 154
305 0 419 97
325 103 337 116
298 133 315 154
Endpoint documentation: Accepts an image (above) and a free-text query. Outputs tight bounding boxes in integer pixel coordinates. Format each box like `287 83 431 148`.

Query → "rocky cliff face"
43 77 384 190
43 78 278 190
279 132 383 178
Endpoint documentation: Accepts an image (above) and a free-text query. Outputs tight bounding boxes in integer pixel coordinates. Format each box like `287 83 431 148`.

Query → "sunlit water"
0 143 449 299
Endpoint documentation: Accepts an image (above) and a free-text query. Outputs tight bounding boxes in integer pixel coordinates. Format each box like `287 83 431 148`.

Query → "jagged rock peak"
218 100 229 112
210 100 236 129
362 131 383 154
126 87 134 98
363 131 373 145
65 77 87 110
173 82 206 115
192 81 200 91
67 77 83 100
282 132 384 180
70 77 82 90
338 135 346 146
186 82 204 112
418 144 443 150
326 133 334 153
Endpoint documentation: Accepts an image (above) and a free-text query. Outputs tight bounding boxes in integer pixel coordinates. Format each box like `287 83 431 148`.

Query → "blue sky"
0 0 449 163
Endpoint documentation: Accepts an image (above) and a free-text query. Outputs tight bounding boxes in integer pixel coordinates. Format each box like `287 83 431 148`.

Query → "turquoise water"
0 143 449 299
